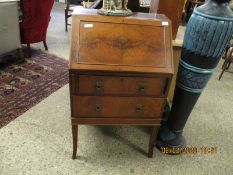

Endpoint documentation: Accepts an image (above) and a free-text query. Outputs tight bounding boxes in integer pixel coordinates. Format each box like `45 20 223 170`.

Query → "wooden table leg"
17 48 24 61
148 126 158 158
72 125 78 159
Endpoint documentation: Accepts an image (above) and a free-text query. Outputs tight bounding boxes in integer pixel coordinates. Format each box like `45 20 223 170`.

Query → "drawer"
77 75 169 96
72 96 165 118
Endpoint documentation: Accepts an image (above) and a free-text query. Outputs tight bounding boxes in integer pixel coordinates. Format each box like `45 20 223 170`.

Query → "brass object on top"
98 0 133 16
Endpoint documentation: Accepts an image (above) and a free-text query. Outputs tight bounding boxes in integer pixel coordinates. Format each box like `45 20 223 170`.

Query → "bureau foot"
17 48 24 61
72 125 78 159
148 127 158 158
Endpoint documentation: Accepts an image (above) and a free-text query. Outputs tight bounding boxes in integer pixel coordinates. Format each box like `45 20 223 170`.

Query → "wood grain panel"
78 22 166 67
72 96 164 118
150 0 186 39
78 75 167 96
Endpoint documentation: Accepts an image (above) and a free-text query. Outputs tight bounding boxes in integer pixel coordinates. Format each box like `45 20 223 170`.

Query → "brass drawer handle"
96 80 103 92
139 83 146 93
95 104 102 112
135 104 143 112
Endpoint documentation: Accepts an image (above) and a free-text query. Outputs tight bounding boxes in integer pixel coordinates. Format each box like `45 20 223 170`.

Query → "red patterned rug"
0 50 68 128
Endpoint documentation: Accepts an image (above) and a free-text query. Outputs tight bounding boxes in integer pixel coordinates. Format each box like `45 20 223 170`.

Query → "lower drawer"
72 96 165 118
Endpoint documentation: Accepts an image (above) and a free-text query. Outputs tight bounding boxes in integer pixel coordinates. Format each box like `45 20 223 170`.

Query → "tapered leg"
219 48 233 80
27 43 31 58
226 61 232 69
43 40 48 51
148 126 158 158
65 9 68 32
17 48 24 61
72 125 78 159
219 63 227 80
219 59 232 80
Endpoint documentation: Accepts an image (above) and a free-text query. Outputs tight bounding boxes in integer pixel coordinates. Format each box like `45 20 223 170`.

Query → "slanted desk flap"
70 9 173 73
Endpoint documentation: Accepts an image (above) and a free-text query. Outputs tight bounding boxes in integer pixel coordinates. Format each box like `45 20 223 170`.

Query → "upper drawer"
77 75 169 97
78 22 167 67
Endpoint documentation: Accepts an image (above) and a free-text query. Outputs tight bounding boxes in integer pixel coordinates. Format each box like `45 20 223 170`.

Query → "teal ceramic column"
157 0 233 152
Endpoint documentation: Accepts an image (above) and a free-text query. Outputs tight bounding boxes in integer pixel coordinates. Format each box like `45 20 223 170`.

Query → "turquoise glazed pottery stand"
156 0 233 152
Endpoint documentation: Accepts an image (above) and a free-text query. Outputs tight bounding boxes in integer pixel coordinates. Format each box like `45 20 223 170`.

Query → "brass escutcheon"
135 104 143 112
139 82 146 92
96 80 103 92
95 104 102 112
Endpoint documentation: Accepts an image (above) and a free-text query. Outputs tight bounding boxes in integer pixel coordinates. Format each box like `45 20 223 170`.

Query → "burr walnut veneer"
69 9 173 158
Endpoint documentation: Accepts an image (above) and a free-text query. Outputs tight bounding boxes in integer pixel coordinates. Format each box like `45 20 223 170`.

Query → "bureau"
69 9 173 158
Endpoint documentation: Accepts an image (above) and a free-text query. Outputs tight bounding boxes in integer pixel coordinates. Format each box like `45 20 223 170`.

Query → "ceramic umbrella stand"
156 0 233 152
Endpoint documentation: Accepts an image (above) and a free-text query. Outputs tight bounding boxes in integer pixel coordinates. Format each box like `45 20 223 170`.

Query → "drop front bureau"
69 9 173 158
